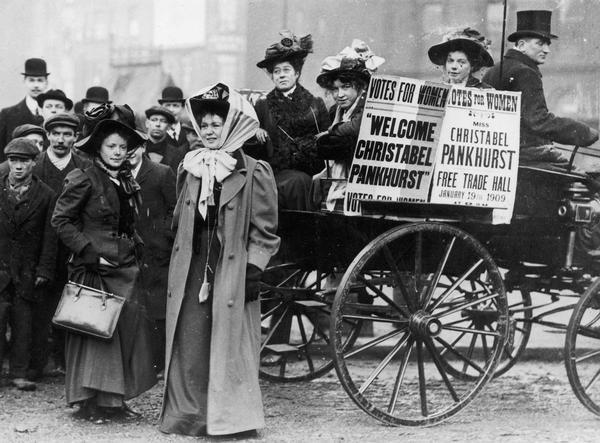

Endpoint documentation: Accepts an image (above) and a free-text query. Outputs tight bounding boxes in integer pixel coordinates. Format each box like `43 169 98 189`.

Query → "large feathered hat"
428 27 493 68
256 30 313 70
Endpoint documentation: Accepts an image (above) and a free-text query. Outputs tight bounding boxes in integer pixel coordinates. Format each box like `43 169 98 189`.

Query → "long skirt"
64 264 156 407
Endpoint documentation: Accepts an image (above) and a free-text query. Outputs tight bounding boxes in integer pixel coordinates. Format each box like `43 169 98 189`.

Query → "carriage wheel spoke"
358 276 412 319
260 306 290 351
585 367 600 391
342 314 408 325
441 317 471 328
422 237 456 309
279 357 287 377
442 325 499 337
416 339 428 417
439 330 467 357
435 336 485 374
345 328 405 358
358 333 409 395
575 349 600 364
429 259 484 311
435 293 499 318
424 338 459 402
296 313 314 373
388 337 414 414
463 333 477 373
481 332 490 361
381 244 417 312
261 302 284 322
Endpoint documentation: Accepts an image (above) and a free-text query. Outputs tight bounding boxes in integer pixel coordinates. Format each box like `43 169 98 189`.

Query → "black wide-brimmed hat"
21 58 49 77
158 86 185 104
428 28 494 68
12 124 44 139
508 10 558 42
36 89 73 110
187 83 231 118
82 86 111 104
76 119 146 154
145 106 176 124
256 30 313 70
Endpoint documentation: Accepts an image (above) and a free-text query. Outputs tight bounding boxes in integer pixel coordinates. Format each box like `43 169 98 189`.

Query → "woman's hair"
195 105 228 125
265 55 305 75
92 126 134 154
321 73 368 93
445 47 484 73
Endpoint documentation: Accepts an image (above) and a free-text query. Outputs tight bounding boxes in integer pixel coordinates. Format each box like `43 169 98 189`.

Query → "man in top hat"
81 86 111 114
158 86 190 148
483 10 598 170
144 105 186 173
0 58 48 159
25 113 89 380
0 138 57 390
36 89 74 123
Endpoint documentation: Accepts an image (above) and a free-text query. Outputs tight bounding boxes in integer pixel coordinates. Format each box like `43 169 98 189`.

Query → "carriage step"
294 300 328 308
264 344 299 354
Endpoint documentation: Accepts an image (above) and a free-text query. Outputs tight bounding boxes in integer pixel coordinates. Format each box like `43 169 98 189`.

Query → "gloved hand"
80 245 100 272
245 264 263 303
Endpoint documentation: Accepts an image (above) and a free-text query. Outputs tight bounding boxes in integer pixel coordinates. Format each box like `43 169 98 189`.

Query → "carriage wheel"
259 263 362 382
565 278 600 416
331 222 508 426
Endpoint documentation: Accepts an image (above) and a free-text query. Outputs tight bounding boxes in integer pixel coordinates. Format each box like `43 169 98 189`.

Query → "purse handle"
69 278 118 311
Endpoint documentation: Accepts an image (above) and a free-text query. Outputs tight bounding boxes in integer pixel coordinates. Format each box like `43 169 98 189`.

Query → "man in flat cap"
158 86 191 149
81 86 111 114
483 10 598 170
0 58 48 159
0 138 57 390
144 105 186 173
36 89 74 124
12 124 45 153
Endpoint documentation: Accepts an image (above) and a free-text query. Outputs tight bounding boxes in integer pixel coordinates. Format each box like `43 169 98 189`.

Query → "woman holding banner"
427 28 494 88
312 39 385 211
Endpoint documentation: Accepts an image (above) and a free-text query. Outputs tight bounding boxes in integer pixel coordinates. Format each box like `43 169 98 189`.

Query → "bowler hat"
4 137 39 159
44 113 80 132
428 28 494 68
158 86 185 104
508 10 558 42
36 89 73 111
256 30 313 70
76 119 146 155
12 124 44 140
82 86 111 104
188 83 231 119
145 106 176 124
21 58 49 77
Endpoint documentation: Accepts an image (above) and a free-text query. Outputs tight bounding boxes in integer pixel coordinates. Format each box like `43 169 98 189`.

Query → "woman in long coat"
159 83 280 437
52 118 156 422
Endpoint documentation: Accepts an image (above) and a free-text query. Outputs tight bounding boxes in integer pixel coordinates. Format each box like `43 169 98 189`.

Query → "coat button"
228 253 234 259
227 202 235 210
175 244 179 251
227 300 234 307
186 199 191 205
167 291 171 298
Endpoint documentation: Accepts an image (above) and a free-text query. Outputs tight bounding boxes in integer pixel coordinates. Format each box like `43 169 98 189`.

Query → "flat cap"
44 113 80 131
12 123 44 139
4 137 39 159
145 105 175 124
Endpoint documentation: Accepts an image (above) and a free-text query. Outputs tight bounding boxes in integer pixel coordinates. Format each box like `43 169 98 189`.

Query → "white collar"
171 121 181 138
25 95 39 115
46 147 72 170
282 85 297 98
131 158 143 178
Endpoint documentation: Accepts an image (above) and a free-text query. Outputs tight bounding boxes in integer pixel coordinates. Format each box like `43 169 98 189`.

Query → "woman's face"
199 113 224 150
444 50 472 84
331 79 360 110
271 61 299 92
99 133 128 168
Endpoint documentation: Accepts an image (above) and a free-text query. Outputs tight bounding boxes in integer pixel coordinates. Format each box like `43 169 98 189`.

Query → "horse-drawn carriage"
256 75 600 426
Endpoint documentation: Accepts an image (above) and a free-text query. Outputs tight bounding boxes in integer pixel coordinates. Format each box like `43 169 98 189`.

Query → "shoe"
10 378 36 391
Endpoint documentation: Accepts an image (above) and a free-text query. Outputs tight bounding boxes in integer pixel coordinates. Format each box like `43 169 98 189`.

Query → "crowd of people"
1 9 599 437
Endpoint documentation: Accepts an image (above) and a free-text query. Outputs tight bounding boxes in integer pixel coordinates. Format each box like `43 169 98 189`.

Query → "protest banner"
429 86 521 223
343 75 447 215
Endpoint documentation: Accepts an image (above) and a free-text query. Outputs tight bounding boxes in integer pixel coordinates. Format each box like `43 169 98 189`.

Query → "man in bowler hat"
0 58 48 159
36 89 74 123
0 138 57 390
81 86 111 114
483 10 598 169
144 105 186 173
158 86 190 148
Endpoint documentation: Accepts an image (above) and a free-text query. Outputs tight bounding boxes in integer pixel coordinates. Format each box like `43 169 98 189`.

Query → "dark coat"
0 174 57 301
254 85 330 175
483 49 597 148
147 137 187 174
33 150 91 195
168 124 192 148
0 99 43 160
135 157 176 319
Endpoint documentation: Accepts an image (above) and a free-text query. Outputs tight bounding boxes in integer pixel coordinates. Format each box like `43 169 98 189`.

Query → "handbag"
52 279 126 340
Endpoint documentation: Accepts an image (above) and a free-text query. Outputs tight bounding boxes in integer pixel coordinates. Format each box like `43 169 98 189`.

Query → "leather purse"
52 280 125 340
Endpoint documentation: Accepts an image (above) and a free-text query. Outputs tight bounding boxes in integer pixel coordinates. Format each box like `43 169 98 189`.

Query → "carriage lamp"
557 197 600 224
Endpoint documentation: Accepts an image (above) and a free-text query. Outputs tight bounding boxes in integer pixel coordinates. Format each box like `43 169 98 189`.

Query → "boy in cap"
144 105 186 173
0 138 57 390
0 58 48 157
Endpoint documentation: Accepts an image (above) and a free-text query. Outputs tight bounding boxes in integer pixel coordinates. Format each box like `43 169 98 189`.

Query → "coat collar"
89 164 120 215
504 48 542 76
0 172 44 222
135 156 153 184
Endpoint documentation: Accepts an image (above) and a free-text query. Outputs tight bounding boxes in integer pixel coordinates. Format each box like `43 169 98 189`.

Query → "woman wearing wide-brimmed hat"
52 116 156 423
158 83 279 437
427 27 494 88
312 39 385 210
254 30 330 210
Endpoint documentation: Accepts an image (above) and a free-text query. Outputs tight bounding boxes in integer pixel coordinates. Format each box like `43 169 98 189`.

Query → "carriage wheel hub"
409 310 442 338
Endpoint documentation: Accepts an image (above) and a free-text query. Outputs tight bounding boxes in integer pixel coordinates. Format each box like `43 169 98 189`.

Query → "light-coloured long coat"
161 152 280 435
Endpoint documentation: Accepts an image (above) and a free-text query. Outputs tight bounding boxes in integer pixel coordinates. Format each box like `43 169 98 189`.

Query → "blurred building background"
0 0 597 127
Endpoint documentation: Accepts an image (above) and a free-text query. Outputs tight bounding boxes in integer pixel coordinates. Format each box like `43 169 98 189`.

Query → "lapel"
91 166 120 215
15 177 43 224
135 157 153 185
218 151 248 209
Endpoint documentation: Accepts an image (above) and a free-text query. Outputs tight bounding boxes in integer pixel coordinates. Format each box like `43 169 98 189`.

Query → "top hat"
428 27 494 68
21 58 49 77
36 89 73 111
76 119 146 155
145 106 176 124
82 86 111 104
256 30 313 70
4 138 39 159
188 83 231 118
12 124 44 140
508 10 558 42
158 86 185 104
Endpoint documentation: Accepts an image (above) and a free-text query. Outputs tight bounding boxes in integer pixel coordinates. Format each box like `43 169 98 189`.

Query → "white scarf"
46 147 72 171
183 83 259 218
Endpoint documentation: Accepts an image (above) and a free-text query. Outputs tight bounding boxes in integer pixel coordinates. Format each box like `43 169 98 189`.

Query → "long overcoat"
0 99 43 158
161 152 280 435
0 173 56 300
